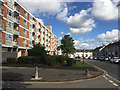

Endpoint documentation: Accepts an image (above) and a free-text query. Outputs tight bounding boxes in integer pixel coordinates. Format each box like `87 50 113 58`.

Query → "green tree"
28 44 47 64
60 35 75 56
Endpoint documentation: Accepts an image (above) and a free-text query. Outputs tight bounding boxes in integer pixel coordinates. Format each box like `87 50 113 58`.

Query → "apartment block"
0 0 58 62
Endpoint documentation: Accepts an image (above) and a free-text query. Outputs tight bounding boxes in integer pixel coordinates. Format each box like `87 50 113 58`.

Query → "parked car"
104 57 110 61
110 57 120 63
93 57 98 60
88 56 93 60
99 56 105 61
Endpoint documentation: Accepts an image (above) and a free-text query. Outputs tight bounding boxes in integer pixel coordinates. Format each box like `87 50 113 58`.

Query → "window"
7 8 13 17
24 10 27 15
8 48 12 52
24 20 27 25
6 21 13 29
13 48 17 52
29 24 32 29
29 32 32 37
23 38 26 44
6 34 13 41
30 15 32 20
29 40 32 45
24 29 26 34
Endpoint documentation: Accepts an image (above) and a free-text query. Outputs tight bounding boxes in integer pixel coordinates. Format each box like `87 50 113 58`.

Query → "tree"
60 35 75 56
28 44 47 64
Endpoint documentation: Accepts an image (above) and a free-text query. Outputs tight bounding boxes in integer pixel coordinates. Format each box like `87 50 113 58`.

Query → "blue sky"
18 0 119 49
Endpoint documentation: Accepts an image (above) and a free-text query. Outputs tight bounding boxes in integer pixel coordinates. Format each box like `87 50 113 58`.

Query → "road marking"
106 74 120 83
103 76 119 88
109 80 113 83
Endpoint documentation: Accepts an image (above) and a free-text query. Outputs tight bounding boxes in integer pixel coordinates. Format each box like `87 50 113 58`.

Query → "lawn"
73 61 92 67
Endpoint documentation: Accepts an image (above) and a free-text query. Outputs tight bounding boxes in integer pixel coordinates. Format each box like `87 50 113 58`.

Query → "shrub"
7 58 16 64
45 56 57 66
55 55 68 65
66 58 74 66
17 56 41 64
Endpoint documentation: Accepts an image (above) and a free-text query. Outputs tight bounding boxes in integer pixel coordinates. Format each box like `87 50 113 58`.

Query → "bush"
66 58 74 66
7 58 16 64
55 55 68 65
45 56 57 66
17 56 41 64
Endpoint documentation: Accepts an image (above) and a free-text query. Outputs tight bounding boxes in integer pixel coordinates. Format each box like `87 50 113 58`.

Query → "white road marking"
103 75 119 88
106 74 120 83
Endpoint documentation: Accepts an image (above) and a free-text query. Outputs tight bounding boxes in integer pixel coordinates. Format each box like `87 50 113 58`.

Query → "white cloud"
56 7 68 21
18 0 66 15
97 29 119 42
74 39 96 49
61 32 64 34
67 10 95 34
83 39 96 42
36 18 44 25
58 37 62 41
66 33 71 36
92 0 119 20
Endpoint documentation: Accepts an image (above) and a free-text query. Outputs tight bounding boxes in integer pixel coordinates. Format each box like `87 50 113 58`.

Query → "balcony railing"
0 9 4 16
23 33 26 37
6 40 13 45
6 27 13 33
0 24 3 30
13 30 19 35
7 15 14 21
7 2 14 10
14 18 20 24
13 42 19 46
24 14 27 19
23 43 26 47
24 24 27 28
14 7 20 14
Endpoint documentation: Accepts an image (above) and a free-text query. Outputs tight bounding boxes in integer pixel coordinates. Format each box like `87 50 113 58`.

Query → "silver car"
110 57 120 63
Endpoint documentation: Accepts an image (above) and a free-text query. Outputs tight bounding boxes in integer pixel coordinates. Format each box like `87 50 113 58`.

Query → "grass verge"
73 61 92 67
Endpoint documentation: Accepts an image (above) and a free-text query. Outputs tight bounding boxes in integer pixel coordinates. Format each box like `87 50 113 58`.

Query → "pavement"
1 61 120 89
2 65 102 82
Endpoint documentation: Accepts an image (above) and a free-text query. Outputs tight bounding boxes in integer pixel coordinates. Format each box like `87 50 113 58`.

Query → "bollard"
85 69 90 76
31 67 42 80
35 67 39 79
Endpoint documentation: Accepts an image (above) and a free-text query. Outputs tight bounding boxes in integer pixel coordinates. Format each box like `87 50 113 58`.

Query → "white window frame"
6 33 13 41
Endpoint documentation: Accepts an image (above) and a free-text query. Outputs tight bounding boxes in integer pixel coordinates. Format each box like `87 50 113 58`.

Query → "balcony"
6 27 13 33
23 33 26 37
13 42 19 46
29 36 32 40
23 43 26 47
6 40 13 45
24 14 27 19
0 9 4 17
24 24 27 28
0 24 3 31
29 44 33 48
7 2 14 10
13 30 19 36
14 7 20 14
7 15 14 21
14 18 19 26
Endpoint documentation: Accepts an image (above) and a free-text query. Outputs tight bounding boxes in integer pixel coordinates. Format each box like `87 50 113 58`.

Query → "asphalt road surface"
85 59 119 81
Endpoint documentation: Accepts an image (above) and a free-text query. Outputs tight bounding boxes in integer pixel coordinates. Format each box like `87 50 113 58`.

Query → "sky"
18 0 120 49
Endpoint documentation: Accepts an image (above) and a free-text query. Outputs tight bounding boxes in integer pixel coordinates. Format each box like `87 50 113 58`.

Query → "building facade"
57 47 93 59
0 0 58 62
93 41 120 58
74 49 93 59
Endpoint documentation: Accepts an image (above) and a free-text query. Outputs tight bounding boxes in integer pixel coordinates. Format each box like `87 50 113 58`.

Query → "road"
85 59 119 81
